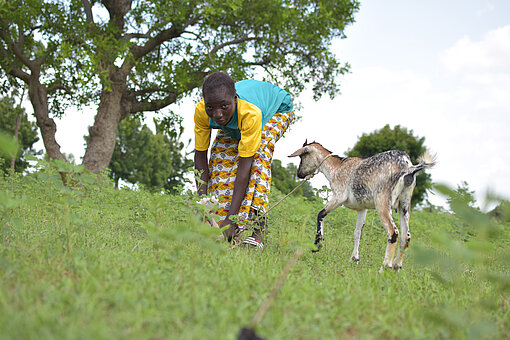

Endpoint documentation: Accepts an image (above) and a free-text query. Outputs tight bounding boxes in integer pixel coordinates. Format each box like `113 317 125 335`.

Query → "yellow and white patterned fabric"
208 111 294 229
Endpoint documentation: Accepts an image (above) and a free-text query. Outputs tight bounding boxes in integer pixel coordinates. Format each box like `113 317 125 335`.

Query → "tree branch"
81 0 94 25
0 42 30 82
129 74 206 114
209 35 260 55
126 15 201 65
124 32 151 40
47 83 71 94
131 87 164 96
239 57 272 67
182 30 216 67
17 26 24 51
0 28 36 73
129 27 180 62
103 0 132 32
130 91 179 114
15 25 52 69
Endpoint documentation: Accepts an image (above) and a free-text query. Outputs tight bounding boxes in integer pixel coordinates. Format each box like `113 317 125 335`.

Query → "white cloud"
476 1 496 17
439 25 510 73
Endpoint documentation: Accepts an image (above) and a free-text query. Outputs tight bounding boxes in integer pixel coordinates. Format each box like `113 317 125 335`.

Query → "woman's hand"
220 217 239 242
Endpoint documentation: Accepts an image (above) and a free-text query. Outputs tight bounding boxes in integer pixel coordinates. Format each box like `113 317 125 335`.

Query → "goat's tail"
402 150 437 181
391 151 437 207
413 150 437 174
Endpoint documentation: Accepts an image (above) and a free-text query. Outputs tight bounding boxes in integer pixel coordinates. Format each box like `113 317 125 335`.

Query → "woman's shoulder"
195 98 205 111
194 99 210 127
235 79 280 92
237 98 262 116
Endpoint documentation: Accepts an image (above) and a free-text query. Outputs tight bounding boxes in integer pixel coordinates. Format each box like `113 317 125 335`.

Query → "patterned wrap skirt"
208 111 294 229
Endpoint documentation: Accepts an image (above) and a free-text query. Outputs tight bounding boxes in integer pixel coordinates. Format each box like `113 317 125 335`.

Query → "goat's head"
288 140 326 179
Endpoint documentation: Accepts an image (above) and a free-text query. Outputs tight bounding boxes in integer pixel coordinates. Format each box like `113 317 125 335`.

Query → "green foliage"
271 159 315 201
489 199 510 222
346 124 432 206
413 184 510 339
0 97 40 172
0 130 20 223
448 180 477 209
1 166 509 339
0 130 18 160
0 1 82 115
2 0 360 110
108 115 192 193
2 0 360 174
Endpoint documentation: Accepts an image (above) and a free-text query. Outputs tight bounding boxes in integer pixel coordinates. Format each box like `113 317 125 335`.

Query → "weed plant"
0 162 509 339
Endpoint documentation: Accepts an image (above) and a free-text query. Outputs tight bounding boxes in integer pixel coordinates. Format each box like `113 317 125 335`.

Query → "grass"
1 169 509 339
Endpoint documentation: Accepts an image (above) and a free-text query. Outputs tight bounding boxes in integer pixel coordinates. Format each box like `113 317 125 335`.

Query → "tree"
0 96 40 172
1 0 360 175
489 200 510 222
108 115 192 192
346 124 432 206
0 1 77 164
271 159 315 200
448 181 477 209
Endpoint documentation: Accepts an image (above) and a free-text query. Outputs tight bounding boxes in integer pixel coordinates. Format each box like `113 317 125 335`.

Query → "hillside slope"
1 172 509 339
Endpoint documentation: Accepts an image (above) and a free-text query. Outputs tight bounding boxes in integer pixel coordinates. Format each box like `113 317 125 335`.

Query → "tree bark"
28 74 66 162
10 110 21 170
82 69 129 174
0 26 65 165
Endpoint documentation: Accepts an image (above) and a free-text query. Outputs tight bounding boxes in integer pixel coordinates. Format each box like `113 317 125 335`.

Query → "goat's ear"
302 139 308 147
289 147 306 158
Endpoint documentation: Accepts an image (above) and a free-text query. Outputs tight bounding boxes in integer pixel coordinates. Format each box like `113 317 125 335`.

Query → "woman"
194 71 294 248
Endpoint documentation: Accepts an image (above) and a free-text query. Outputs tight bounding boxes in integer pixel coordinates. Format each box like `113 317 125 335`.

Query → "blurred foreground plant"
413 184 510 339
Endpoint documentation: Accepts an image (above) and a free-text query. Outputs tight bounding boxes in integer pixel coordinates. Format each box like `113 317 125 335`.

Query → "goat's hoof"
378 264 394 273
311 245 322 253
350 256 360 263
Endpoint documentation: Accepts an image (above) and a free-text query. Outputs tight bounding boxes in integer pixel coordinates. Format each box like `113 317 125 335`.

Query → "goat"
289 140 436 270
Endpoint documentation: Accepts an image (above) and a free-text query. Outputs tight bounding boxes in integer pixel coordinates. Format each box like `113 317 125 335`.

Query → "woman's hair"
202 71 236 98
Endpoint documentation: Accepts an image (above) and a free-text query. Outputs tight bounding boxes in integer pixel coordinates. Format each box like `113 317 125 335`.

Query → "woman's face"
204 87 236 126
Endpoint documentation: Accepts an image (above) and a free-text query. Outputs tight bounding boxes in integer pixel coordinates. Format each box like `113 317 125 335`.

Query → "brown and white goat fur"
289 141 436 270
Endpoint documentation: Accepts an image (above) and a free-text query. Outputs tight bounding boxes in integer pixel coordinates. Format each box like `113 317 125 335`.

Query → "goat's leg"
313 209 327 252
350 209 367 262
394 201 412 269
313 199 342 252
375 196 399 271
393 180 415 269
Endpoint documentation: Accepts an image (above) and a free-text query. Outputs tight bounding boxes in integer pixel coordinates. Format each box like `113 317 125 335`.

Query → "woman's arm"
221 155 254 240
194 150 209 196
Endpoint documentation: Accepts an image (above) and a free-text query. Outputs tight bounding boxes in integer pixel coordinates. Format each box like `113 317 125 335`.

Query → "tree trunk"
10 110 21 170
28 75 66 162
82 70 129 174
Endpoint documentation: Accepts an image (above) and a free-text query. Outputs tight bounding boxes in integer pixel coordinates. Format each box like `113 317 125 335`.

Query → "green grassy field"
1 170 509 339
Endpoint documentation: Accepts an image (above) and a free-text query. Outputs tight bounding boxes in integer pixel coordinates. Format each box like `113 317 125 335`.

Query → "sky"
39 0 510 209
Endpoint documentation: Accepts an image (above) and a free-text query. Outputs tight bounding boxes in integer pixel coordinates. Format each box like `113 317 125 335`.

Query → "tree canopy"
108 115 192 192
346 124 433 206
448 181 476 210
0 0 360 177
271 159 316 201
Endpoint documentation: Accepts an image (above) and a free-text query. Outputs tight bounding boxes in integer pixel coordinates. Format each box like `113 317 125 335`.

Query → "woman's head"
202 71 236 126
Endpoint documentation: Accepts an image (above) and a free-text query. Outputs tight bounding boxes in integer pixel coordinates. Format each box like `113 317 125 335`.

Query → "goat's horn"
289 147 306 157
303 139 308 147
